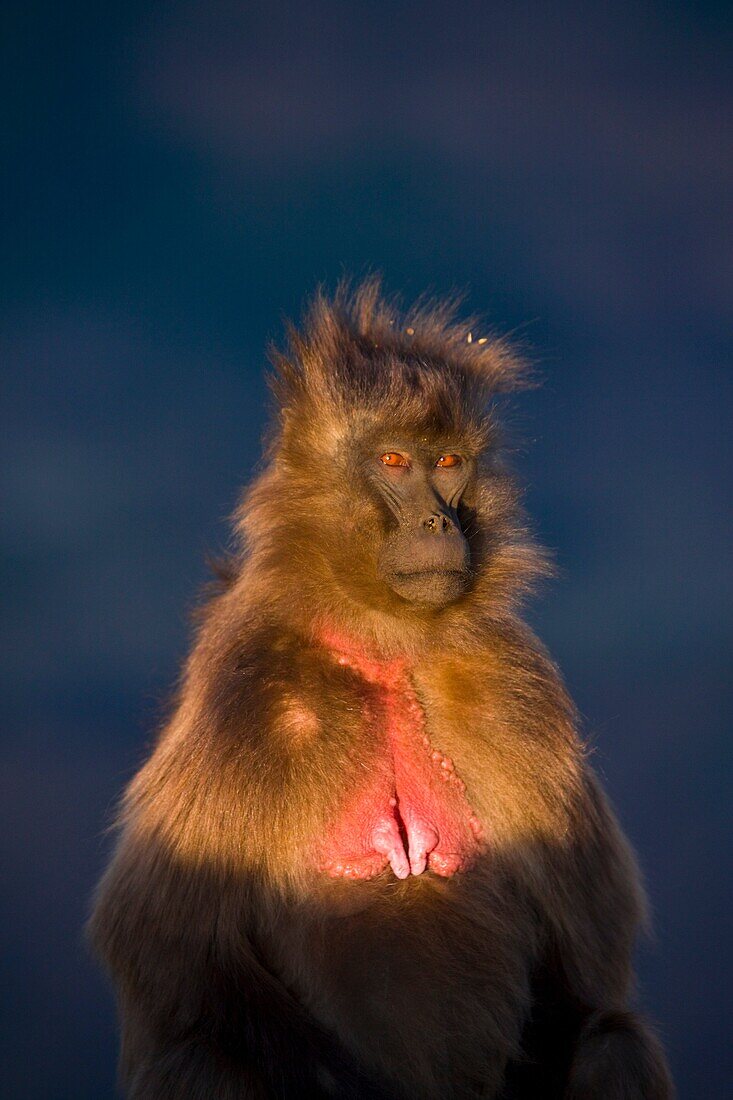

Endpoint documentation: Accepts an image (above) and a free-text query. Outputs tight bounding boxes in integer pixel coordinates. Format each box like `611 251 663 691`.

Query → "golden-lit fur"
89 280 673 1098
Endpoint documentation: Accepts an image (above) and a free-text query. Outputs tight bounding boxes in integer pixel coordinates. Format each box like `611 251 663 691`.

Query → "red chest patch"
317 639 485 881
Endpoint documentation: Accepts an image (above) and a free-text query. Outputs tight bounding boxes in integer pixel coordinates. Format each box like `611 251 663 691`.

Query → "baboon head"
236 280 545 638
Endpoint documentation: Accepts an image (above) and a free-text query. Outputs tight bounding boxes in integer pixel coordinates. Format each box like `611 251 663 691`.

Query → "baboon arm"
123 1034 270 1099
88 653 391 1100
90 823 388 1099
537 774 674 1098
564 1010 674 1100
536 773 643 1005
90 832 325 1097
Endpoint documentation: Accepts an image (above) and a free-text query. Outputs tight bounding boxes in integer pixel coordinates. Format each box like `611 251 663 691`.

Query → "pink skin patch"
316 635 486 881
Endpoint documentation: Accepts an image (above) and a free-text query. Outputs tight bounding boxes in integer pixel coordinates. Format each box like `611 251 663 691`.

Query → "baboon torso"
253 631 540 1097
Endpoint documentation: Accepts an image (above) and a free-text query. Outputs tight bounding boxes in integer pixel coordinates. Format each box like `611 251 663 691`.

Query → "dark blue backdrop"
2 3 731 1096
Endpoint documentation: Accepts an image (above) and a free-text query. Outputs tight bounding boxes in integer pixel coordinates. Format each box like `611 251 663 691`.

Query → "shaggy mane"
267 278 533 437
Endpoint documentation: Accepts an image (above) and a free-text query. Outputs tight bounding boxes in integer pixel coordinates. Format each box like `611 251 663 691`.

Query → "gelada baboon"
89 280 673 1099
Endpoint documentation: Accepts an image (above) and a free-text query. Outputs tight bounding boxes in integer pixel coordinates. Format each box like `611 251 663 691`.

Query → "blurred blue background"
2 2 731 1096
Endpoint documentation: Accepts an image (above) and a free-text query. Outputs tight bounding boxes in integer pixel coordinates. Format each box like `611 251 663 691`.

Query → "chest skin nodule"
316 639 486 880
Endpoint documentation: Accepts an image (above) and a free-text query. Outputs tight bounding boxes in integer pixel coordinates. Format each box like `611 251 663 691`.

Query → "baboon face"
359 434 474 607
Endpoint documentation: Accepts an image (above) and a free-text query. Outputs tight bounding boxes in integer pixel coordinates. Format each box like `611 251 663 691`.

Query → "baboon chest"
317 642 485 881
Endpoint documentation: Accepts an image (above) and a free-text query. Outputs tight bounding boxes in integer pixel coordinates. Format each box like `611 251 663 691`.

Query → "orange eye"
380 452 409 467
435 454 462 467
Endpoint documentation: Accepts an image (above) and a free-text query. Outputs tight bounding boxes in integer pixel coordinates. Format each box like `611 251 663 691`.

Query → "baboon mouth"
386 568 470 607
392 569 467 580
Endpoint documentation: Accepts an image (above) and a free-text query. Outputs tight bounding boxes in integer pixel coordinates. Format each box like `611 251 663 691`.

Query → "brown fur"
88 280 673 1098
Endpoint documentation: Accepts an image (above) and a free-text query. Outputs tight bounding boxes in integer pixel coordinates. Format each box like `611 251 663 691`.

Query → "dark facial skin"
363 440 474 607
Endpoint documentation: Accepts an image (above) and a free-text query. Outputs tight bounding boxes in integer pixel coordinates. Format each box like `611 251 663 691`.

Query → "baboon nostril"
423 513 453 534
